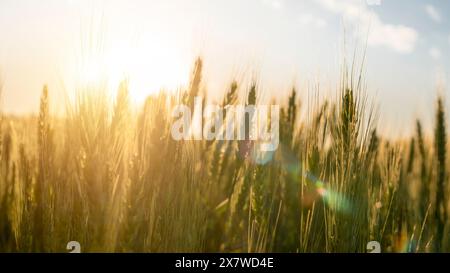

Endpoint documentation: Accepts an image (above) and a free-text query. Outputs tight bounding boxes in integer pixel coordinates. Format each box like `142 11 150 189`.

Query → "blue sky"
0 0 449 137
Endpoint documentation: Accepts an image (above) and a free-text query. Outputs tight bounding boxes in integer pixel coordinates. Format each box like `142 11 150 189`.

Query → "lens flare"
304 172 352 213
275 144 352 213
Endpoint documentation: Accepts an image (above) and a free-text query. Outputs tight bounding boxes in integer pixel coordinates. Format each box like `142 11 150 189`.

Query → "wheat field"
0 57 448 253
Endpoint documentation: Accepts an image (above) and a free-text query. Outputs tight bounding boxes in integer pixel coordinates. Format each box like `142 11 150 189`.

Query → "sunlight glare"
78 35 191 104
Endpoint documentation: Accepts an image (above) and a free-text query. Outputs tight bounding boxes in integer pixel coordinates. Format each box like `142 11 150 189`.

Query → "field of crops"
0 57 448 253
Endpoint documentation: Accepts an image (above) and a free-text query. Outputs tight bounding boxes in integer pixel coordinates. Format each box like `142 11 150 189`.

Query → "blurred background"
0 0 449 138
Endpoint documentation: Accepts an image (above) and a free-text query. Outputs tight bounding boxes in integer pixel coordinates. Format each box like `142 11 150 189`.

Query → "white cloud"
262 0 283 9
425 5 442 23
299 13 327 28
314 0 418 54
429 47 442 60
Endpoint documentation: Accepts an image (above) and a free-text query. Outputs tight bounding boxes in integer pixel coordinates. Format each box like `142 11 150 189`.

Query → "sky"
0 0 449 138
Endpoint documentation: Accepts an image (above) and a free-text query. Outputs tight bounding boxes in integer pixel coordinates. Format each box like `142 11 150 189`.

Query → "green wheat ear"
416 120 429 221
222 81 238 107
340 87 358 153
406 137 415 174
247 82 257 106
434 96 447 252
34 84 53 252
185 57 203 107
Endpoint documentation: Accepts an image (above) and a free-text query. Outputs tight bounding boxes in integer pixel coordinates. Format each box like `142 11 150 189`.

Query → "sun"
78 36 191 103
